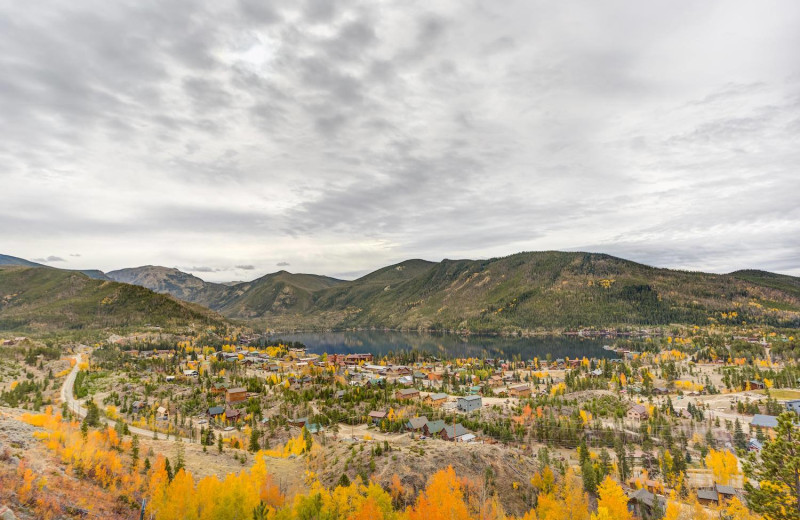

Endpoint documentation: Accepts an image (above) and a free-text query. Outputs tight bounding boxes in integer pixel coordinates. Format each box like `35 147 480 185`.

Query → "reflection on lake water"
266 331 619 361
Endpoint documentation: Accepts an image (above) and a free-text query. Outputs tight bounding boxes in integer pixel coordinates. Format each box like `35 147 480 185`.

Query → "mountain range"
2 251 799 332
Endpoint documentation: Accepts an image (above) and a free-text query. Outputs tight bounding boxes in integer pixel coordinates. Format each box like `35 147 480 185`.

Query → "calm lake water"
266 331 619 361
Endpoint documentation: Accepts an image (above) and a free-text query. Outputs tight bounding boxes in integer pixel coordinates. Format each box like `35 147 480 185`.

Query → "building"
288 416 308 427
786 400 800 414
627 404 649 421
369 411 387 425
457 395 482 412
750 414 779 431
508 384 531 397
225 408 242 423
156 406 169 420
627 488 662 518
395 388 420 401
423 420 446 436
424 393 448 407
183 369 198 377
226 387 247 404
441 423 470 442
745 380 766 391
696 488 719 506
406 416 428 431
208 406 225 419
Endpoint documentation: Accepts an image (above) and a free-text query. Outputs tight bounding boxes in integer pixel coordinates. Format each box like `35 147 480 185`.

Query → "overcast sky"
2 0 799 281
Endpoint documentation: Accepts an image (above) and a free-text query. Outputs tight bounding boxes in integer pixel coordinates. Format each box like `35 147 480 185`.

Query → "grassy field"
754 389 800 399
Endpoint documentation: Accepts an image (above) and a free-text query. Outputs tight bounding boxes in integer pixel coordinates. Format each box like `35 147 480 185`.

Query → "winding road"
61 352 192 442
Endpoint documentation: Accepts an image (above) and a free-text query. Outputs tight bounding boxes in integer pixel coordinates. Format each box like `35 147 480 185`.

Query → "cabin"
745 380 766 391
423 420 446 436
508 384 531 397
225 408 242 423
211 383 227 395
457 395 483 412
208 406 225 420
440 423 470 442
696 488 719 506
368 411 387 425
627 488 662 519
183 369 198 377
156 406 169 420
288 416 308 428
406 416 428 431
226 387 247 404
395 388 420 401
627 404 649 421
424 393 448 407
750 414 779 433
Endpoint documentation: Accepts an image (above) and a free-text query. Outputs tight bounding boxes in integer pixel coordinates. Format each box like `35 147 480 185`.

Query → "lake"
265 330 619 361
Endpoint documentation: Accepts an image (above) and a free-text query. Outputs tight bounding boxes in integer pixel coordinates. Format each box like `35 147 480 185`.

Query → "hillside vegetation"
41 252 800 332
0 266 228 332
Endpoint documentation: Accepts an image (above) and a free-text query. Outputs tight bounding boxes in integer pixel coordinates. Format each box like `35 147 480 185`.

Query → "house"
745 380 766 391
508 384 531 397
696 488 719 506
786 399 800 414
457 395 483 412
458 433 477 443
750 414 779 431
183 369 198 377
423 420 446 436
307 423 324 434
226 387 247 404
131 401 145 413
156 406 169 420
225 408 242 423
211 383 227 395
440 423 470 441
335 390 346 400
468 385 482 395
748 438 763 452
208 406 225 419
424 393 448 407
406 416 428 431
397 375 414 386
395 388 420 401
288 416 308 427
652 386 669 395
365 377 385 388
714 483 739 503
488 375 504 387
627 404 649 421
368 411 387 425
627 488 662 519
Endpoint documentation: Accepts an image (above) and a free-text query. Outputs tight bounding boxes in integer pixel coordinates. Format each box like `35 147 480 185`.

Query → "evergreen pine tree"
734 418 747 451
744 412 800 520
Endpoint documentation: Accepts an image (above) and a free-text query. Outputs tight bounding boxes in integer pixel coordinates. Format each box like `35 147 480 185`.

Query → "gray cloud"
236 264 256 270
276 262 290 267
2 0 800 281
33 255 66 263
184 266 219 273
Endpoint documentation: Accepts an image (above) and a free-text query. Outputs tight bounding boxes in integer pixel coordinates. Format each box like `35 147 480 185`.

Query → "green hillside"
214 271 344 319
0 266 228 332
259 252 800 331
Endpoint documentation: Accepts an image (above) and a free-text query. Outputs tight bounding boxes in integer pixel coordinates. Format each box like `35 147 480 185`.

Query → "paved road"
61 352 192 443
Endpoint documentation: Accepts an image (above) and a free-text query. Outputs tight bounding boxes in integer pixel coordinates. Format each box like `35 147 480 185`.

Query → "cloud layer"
2 0 799 281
